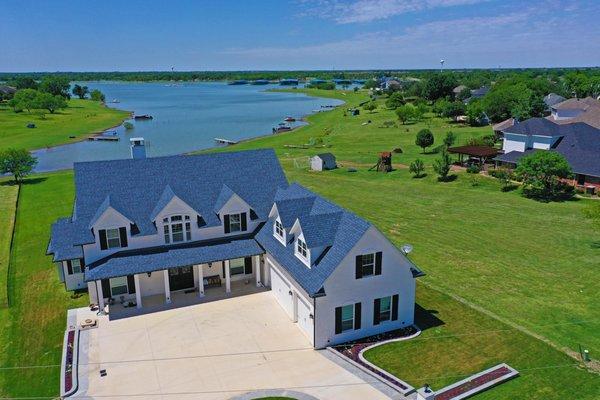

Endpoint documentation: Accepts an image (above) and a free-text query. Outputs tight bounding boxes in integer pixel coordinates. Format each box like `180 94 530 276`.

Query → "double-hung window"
361 253 375 277
106 228 121 249
378 296 392 322
163 215 191 243
109 276 128 296
274 220 284 238
341 304 354 332
229 213 241 233
71 259 82 274
229 258 245 275
297 238 308 258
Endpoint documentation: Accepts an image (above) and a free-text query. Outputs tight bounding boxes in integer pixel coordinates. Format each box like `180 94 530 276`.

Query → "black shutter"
241 212 247 231
355 255 363 279
101 279 111 298
127 275 136 294
335 306 342 334
80 258 85 269
373 298 381 325
66 260 73 275
375 251 382 275
224 215 230 233
119 227 128 247
99 229 108 250
244 257 253 274
222 262 226 278
354 302 362 330
392 294 399 321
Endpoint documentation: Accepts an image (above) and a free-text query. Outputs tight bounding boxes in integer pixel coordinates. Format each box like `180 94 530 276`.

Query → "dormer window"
297 238 308 258
229 214 242 232
224 212 247 234
106 228 122 249
163 215 191 244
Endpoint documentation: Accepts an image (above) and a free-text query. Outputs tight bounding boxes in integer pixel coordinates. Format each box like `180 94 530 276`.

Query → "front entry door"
168 266 195 291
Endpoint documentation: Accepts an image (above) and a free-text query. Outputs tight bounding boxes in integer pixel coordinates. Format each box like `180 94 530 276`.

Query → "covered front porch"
90 253 269 318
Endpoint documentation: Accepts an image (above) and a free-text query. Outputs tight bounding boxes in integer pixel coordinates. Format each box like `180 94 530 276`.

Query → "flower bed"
64 330 75 393
435 365 516 400
333 326 418 392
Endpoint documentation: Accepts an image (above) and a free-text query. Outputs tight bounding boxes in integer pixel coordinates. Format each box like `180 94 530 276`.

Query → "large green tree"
396 104 415 124
35 92 67 113
0 149 38 183
72 84 89 99
423 73 458 101
415 129 434 153
39 75 71 98
8 89 38 112
515 151 573 201
385 92 405 109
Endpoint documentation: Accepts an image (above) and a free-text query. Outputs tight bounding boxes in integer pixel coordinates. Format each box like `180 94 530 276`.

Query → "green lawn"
0 99 130 151
224 89 600 359
0 172 88 398
364 284 599 399
0 183 18 308
0 89 597 398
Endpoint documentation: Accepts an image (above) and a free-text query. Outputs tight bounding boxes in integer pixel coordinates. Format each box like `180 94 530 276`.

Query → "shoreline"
30 87 351 172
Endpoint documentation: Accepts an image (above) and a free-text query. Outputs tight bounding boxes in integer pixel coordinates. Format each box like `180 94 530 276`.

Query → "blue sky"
1 0 599 71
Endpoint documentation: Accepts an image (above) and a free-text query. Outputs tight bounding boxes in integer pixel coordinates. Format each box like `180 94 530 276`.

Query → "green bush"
124 122 134 130
466 164 481 174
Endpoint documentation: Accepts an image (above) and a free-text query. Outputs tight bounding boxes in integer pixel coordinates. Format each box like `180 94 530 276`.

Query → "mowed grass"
0 182 19 307
0 172 88 398
218 89 600 359
0 99 130 151
364 284 600 399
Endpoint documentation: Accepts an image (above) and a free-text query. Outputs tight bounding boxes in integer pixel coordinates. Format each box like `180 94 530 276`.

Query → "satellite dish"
401 244 413 254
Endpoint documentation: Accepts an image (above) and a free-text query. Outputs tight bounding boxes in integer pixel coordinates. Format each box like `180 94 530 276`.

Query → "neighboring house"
547 97 600 129
310 153 337 171
465 86 490 103
543 93 566 110
0 85 16 98
492 117 516 138
47 145 423 348
495 118 600 188
453 85 468 96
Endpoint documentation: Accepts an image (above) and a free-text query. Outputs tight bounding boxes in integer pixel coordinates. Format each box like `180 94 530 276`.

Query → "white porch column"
224 260 231 293
96 280 105 312
292 291 298 323
254 255 261 287
163 269 171 304
134 274 142 309
196 264 204 297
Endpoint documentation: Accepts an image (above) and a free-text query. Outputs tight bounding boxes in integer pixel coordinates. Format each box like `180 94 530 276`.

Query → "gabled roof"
48 149 288 260
503 117 563 137
256 183 371 296
544 93 566 107
213 184 238 213
315 153 336 165
493 117 515 132
46 218 87 261
497 121 600 178
552 97 599 111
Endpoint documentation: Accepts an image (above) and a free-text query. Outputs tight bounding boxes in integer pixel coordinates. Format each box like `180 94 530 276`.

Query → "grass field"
0 173 88 398
0 88 597 398
364 284 599 399
0 183 18 308
0 99 130 151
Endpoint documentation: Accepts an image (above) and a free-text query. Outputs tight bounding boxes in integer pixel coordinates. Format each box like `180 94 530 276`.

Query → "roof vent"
130 137 146 159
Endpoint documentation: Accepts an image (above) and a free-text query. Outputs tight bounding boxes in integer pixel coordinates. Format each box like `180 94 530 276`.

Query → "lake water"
32 82 344 171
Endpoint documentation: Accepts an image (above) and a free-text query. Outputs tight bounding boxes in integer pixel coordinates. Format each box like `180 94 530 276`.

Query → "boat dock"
88 136 119 142
214 137 238 145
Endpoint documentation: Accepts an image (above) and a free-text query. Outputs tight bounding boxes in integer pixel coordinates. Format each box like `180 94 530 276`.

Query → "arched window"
163 215 191 243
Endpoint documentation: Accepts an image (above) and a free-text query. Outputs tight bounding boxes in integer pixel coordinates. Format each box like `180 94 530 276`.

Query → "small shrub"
409 159 425 178
433 149 453 181
466 164 481 174
123 122 134 130
381 120 397 128
470 176 480 186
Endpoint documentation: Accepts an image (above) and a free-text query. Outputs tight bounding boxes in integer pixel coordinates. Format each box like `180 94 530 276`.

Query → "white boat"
111 99 120 103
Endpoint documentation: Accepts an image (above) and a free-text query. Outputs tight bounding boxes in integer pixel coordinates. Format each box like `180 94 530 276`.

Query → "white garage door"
270 264 293 319
296 296 314 344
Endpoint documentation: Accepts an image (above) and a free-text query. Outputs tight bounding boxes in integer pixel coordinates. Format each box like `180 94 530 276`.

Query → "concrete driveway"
74 291 393 400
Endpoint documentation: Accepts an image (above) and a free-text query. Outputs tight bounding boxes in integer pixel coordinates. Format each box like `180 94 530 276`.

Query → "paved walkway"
72 292 395 399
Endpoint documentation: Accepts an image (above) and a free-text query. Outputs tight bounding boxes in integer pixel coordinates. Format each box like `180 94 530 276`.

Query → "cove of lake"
32 82 344 172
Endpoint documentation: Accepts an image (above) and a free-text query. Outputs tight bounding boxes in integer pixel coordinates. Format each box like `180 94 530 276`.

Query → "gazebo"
447 145 500 165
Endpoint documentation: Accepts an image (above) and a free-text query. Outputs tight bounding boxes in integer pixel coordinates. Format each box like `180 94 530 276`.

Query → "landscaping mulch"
64 330 75 393
434 365 512 400
333 326 417 391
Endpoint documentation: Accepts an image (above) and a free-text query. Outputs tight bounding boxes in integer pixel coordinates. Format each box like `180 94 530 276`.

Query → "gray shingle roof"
85 234 263 281
255 184 371 296
497 121 600 178
544 93 566 107
47 149 288 262
503 118 564 137
46 218 85 261
315 153 336 166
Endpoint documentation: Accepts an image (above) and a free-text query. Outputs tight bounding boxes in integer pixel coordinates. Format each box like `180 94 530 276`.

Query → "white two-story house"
47 144 423 348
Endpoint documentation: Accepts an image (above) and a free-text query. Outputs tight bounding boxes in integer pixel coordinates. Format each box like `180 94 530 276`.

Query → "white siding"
314 226 415 348
311 157 323 171
503 133 527 153
63 261 86 291
138 271 165 297
269 259 294 319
